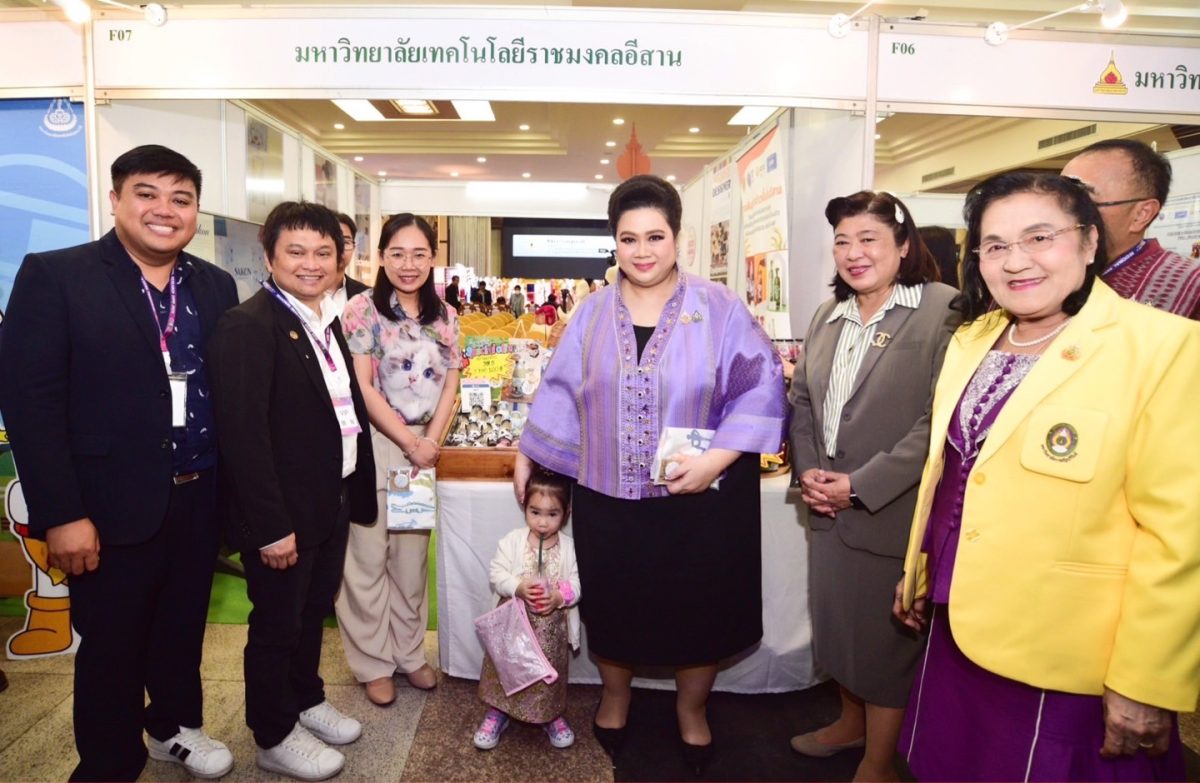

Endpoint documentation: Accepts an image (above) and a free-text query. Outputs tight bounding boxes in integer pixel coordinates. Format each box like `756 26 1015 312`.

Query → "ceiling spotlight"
477 156 487 163
986 0 1127 45
613 118 625 125
666 175 677 182
94 0 166 25
333 123 345 130
875 133 882 140
1097 0 1128 27
61 0 91 23
519 124 531 131
605 141 617 148
377 170 387 176
522 172 531 178
600 158 610 165
688 127 700 134
595 174 604 180
143 2 166 25
827 1 879 38
353 156 364 162
450 171 459 177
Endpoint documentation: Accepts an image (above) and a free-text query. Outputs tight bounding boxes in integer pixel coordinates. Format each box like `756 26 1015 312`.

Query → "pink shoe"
543 715 575 748
472 708 509 750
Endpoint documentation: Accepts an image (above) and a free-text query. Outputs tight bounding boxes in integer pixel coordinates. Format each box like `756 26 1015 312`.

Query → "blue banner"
0 98 89 317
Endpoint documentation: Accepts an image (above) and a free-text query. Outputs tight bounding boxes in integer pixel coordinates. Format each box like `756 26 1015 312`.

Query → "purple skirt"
899 605 1185 782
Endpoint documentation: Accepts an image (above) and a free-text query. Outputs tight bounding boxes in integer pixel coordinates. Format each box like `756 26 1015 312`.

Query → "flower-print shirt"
342 291 461 424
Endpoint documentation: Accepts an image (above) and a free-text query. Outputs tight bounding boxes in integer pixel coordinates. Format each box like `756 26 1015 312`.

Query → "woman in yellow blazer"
893 172 1200 782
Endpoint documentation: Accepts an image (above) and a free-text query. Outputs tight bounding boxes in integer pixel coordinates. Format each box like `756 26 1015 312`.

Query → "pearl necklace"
1007 317 1072 348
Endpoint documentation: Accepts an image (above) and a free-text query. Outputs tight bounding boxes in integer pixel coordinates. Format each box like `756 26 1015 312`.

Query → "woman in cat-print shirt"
336 212 461 705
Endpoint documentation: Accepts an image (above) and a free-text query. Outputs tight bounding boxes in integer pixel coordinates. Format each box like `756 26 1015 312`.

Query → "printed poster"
1149 193 1200 260
736 125 790 337
706 156 735 286
0 98 88 660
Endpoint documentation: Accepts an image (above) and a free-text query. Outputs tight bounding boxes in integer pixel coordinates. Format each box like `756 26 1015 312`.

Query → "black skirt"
571 453 762 666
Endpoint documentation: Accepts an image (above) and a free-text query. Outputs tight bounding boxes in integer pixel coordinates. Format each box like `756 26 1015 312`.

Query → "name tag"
333 396 362 437
164 352 187 428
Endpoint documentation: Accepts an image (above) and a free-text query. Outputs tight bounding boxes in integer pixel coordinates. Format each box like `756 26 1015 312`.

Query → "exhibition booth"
1 4 1197 688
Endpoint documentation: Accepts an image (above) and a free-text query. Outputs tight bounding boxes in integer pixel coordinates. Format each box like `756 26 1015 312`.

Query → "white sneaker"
256 724 345 781
147 726 234 779
298 700 362 745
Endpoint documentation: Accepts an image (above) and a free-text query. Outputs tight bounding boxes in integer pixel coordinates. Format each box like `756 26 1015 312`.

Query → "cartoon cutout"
5 470 79 658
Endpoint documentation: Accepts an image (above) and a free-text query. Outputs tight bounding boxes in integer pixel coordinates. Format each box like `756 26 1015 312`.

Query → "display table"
435 474 818 693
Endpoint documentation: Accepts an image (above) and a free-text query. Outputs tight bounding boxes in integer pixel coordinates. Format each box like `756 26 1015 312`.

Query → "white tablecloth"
435 474 817 693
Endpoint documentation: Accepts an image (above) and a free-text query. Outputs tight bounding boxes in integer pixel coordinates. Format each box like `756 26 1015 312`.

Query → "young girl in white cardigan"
473 467 581 750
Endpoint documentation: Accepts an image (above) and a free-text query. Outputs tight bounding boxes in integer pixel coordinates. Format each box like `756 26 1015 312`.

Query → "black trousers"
241 492 350 749
68 472 220 782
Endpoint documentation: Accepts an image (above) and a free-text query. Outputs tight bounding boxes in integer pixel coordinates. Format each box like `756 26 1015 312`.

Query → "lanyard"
1101 239 1146 278
263 281 339 373
139 268 178 354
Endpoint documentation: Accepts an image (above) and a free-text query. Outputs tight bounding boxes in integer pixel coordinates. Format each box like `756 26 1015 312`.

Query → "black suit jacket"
0 230 238 544
206 287 376 552
470 288 493 306
344 276 369 299
443 282 460 309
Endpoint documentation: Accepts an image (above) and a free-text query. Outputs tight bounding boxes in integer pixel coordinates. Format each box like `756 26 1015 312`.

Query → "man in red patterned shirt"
1063 139 1200 319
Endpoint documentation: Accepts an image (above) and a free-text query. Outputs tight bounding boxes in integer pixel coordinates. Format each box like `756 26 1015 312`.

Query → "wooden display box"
435 397 518 481
436 446 517 481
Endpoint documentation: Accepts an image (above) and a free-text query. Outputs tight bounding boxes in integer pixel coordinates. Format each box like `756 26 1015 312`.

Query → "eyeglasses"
1093 196 1154 208
974 224 1086 262
384 250 431 265
1061 175 1153 208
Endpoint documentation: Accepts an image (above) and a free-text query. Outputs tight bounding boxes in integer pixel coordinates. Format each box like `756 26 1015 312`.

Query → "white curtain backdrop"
448 216 492 276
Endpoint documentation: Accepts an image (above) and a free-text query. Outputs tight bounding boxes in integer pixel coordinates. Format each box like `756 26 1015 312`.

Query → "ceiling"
10 0 1196 186
250 99 753 185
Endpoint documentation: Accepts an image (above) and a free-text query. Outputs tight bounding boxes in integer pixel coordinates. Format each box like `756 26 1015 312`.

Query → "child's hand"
531 589 564 615
516 578 548 609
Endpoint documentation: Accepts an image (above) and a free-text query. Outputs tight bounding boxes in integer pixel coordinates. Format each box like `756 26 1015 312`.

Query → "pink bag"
474 598 559 696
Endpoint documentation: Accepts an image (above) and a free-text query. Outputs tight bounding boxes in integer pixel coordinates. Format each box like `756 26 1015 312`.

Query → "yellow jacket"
901 282 1200 712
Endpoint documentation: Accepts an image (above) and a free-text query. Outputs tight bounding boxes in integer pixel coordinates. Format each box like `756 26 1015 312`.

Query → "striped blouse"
821 283 923 457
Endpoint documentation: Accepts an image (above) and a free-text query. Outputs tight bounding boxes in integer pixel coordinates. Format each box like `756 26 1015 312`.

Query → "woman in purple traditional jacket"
515 174 787 774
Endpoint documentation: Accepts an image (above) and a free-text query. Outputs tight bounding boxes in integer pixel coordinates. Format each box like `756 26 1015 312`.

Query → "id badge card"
163 352 187 428
333 396 362 436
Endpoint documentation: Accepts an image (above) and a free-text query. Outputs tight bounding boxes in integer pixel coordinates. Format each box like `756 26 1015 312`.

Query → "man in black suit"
207 202 375 781
0 145 238 781
332 213 369 314
470 279 492 307
443 274 461 310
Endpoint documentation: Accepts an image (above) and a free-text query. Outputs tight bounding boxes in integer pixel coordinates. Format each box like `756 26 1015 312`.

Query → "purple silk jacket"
520 270 787 500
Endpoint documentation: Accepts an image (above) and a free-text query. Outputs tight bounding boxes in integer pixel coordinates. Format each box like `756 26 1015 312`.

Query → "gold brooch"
1061 345 1080 361
871 331 892 348
680 313 692 325
289 330 300 340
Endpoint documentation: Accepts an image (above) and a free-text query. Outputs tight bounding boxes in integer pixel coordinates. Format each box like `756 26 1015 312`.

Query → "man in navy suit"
207 202 375 781
0 145 238 781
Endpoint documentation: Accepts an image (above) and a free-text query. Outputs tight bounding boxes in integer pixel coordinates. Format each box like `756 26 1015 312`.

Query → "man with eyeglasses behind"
330 213 369 317
1062 139 1200 319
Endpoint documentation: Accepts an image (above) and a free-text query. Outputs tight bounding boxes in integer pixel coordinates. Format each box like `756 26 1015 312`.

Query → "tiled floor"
0 616 1194 782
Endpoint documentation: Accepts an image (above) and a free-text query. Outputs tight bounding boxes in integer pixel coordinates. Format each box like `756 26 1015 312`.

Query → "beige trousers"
334 426 432 683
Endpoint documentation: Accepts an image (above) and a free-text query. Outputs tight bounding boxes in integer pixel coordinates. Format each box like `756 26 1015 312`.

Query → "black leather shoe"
592 720 627 759
680 738 713 777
